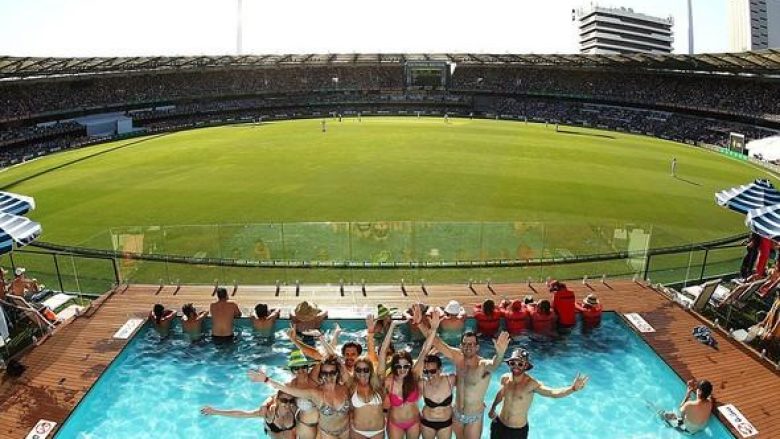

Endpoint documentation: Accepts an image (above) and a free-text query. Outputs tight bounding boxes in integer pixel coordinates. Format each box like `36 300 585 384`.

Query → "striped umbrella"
0 191 35 215
0 212 41 254
715 179 780 214
746 204 780 240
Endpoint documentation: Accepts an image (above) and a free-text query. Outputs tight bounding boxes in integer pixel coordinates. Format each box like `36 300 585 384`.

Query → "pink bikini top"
389 379 420 407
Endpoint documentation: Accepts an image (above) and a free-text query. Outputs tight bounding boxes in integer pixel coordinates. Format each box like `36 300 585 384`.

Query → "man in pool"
661 379 713 434
210 287 241 343
488 348 588 439
417 322 510 439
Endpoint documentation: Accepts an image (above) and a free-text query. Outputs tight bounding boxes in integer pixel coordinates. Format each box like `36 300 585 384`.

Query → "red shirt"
530 307 557 333
474 310 501 336
552 288 576 327
503 307 531 334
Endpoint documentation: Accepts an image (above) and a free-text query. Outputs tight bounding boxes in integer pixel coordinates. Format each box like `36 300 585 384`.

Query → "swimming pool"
56 314 734 438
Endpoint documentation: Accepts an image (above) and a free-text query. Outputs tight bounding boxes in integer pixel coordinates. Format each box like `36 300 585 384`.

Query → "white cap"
444 300 463 315
14 267 25 276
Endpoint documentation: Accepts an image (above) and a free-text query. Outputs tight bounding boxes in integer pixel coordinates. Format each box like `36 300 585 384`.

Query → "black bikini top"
265 409 296 434
424 393 453 408
424 378 454 408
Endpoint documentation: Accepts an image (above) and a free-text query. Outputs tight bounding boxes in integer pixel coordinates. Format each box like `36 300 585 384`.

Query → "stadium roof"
0 50 778 80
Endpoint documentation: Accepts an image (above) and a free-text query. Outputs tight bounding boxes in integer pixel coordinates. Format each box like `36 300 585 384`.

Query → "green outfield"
0 117 768 287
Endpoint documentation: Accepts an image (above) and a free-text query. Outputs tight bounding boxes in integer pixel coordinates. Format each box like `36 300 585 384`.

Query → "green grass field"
0 117 769 288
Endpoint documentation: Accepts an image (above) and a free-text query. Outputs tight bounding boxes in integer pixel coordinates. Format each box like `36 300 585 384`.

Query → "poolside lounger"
680 279 721 310
690 280 721 312
42 293 74 312
717 280 763 308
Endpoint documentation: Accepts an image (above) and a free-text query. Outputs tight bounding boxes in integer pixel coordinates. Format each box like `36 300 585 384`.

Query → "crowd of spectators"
486 97 777 146
452 66 780 119
1 67 778 168
0 66 404 122
2 65 779 124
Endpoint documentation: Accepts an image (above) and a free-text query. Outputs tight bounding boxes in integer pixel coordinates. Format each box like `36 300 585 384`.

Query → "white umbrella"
715 179 780 215
0 212 41 254
0 191 36 215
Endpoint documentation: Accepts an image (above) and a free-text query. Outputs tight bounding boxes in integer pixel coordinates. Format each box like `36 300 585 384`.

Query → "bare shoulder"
499 373 511 385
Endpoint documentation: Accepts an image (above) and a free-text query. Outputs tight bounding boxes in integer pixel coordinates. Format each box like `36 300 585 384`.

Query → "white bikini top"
351 390 382 409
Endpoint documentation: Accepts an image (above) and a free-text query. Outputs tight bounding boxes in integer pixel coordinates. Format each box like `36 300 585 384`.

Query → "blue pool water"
57 314 734 438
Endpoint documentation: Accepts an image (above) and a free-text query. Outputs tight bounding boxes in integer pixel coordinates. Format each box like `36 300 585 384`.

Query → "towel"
692 326 717 348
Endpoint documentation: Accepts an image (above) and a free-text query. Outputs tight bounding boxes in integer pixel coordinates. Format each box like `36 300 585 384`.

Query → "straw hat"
294 301 322 321
444 300 464 315
505 348 534 371
288 350 317 368
584 294 600 306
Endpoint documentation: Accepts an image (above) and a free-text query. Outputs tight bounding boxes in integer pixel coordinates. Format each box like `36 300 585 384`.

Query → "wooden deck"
1 280 778 438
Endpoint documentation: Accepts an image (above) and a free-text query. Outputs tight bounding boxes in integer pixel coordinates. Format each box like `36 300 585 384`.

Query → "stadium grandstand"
1 50 779 168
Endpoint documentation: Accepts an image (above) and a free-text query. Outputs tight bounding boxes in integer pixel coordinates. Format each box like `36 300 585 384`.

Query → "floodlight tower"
687 0 694 54
236 0 243 55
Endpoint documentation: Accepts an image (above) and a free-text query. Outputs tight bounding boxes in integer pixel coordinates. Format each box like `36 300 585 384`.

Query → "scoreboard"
405 61 450 88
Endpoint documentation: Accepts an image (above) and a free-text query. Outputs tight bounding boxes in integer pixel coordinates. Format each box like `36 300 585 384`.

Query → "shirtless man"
662 379 713 434
210 287 241 342
10 268 40 297
181 303 208 341
488 348 588 439
418 322 510 439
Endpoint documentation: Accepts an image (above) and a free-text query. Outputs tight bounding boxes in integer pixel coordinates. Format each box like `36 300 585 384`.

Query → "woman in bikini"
251 355 352 439
384 309 439 439
286 350 321 439
420 353 456 439
347 356 386 439
200 391 296 439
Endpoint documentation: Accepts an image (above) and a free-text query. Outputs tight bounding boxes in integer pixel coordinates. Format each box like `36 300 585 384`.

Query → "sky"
0 0 729 57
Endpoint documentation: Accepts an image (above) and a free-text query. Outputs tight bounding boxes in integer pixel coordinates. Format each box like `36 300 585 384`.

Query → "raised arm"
679 380 696 411
485 332 511 372
413 312 440 377
248 369 322 404
365 314 380 367
418 309 462 362
288 325 325 361
377 319 402 376
534 373 588 399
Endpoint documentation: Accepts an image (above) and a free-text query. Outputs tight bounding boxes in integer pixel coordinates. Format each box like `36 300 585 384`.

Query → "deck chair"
718 280 763 308
690 279 721 313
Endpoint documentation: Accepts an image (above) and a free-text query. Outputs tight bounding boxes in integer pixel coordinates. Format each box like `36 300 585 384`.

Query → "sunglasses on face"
320 370 338 377
507 360 526 368
423 368 438 375
355 367 371 374
290 366 311 372
394 364 411 371
278 397 295 404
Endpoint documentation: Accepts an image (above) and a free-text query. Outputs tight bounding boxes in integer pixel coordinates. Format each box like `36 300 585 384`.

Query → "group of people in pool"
149 283 713 438
199 304 589 439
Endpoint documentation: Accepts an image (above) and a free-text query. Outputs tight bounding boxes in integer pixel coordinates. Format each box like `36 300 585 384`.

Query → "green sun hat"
288 349 317 369
377 304 397 320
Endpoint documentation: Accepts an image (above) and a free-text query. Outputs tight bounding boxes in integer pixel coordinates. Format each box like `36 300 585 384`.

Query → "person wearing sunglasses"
287 350 321 439
417 316 510 439
488 348 588 439
200 391 297 439
346 356 385 439
384 308 439 439
250 355 351 439
420 353 456 439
